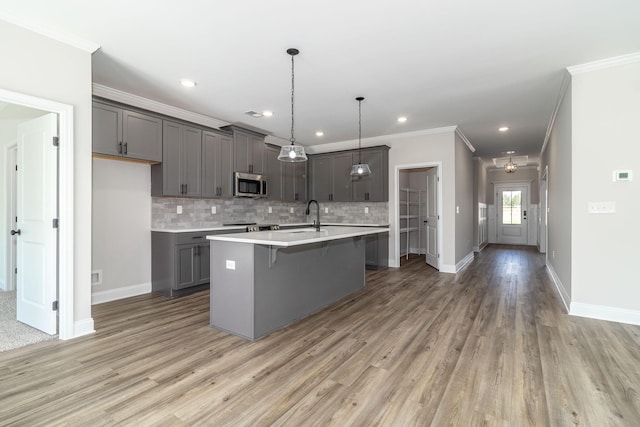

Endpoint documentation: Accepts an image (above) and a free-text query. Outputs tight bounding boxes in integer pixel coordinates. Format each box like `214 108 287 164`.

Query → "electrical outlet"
552 250 555 259
364 207 369 214
268 206 272 214
324 207 329 214
211 206 217 214
290 207 294 213
177 205 182 214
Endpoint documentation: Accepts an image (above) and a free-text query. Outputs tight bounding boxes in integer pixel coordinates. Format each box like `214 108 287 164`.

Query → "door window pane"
502 190 522 225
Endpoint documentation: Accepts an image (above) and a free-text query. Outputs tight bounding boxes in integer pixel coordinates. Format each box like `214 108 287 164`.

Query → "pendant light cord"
290 52 296 145
357 97 363 164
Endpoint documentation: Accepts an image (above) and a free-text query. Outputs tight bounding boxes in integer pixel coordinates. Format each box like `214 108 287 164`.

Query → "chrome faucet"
305 199 321 231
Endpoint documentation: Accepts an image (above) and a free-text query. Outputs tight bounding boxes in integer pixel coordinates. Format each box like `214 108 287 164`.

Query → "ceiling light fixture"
350 97 372 177
180 79 196 88
498 126 509 132
397 116 407 123
262 110 273 117
504 156 517 173
315 131 324 137
278 48 308 163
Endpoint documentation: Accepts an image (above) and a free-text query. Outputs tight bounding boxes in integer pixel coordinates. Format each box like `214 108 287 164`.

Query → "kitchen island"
207 226 388 340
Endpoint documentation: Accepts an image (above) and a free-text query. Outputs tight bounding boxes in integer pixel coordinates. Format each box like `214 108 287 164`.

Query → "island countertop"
206 226 388 247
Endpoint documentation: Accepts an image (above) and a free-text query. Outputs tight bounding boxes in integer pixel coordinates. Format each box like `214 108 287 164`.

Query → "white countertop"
207 226 389 247
152 223 389 233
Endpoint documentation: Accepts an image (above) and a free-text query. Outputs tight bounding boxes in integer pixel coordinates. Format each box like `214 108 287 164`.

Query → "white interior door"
497 185 528 245
424 168 438 269
16 113 58 335
539 180 547 253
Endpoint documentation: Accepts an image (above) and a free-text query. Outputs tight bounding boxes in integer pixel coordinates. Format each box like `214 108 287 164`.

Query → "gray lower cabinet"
366 232 389 270
92 101 162 162
152 230 241 298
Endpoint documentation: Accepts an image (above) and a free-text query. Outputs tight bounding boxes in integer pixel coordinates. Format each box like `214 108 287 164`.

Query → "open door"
424 168 438 269
15 113 58 335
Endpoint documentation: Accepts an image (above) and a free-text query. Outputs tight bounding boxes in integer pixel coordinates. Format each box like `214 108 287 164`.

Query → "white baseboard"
473 242 488 253
455 251 474 272
440 264 456 273
570 303 640 326
72 318 95 339
92 282 151 305
546 263 570 313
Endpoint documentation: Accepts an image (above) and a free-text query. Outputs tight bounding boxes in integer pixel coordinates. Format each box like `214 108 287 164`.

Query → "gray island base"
208 226 388 340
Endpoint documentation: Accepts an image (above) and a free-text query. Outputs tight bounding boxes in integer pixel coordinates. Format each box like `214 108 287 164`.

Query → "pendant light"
278 48 308 162
350 96 372 176
504 156 517 173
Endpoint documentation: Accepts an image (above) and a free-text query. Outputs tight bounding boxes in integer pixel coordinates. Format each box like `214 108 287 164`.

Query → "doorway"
0 88 75 340
495 183 529 245
539 167 548 254
397 164 441 270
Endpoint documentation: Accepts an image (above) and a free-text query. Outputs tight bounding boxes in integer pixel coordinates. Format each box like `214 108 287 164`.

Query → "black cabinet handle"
294 193 298 201
10 229 21 236
123 142 128 155
118 142 123 154
194 245 200 256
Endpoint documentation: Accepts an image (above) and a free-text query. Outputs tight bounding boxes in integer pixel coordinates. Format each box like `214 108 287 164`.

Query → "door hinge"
52 300 59 311
53 136 59 147
53 218 59 228
15 267 17 274
15 165 18 171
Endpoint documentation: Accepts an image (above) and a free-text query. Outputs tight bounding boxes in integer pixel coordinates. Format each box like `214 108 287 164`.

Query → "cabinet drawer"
176 232 210 245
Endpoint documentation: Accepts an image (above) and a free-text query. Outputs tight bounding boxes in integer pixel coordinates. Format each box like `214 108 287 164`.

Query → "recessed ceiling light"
498 126 509 132
397 116 407 123
180 79 196 88
315 131 324 137
262 110 273 117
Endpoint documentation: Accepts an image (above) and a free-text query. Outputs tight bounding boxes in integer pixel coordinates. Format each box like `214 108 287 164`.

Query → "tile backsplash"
152 197 388 229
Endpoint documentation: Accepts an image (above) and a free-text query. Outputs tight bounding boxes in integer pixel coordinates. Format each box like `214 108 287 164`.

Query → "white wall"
486 166 540 205
541 76 573 303
92 158 151 303
570 59 640 317
0 20 94 334
455 133 474 263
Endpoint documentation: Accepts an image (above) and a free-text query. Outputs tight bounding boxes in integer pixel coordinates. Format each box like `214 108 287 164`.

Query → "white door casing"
496 183 529 245
424 167 439 269
16 113 58 335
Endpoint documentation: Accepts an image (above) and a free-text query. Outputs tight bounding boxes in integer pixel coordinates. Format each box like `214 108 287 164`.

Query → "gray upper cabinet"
157 120 202 197
310 146 389 202
283 161 307 201
351 147 389 202
202 131 233 198
309 151 353 202
227 127 266 174
92 101 162 162
265 145 283 200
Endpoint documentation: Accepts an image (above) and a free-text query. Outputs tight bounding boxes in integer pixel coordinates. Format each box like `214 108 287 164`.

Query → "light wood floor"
2 246 640 426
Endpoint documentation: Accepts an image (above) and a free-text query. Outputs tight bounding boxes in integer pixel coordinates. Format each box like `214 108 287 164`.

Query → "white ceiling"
2 1 640 162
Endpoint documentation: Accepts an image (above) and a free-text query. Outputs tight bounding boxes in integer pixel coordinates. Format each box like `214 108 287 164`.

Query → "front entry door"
16 113 58 335
497 185 528 245
424 168 438 269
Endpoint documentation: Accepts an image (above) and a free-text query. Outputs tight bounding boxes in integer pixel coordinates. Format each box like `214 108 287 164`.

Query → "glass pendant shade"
350 163 372 176
504 157 517 173
350 96 371 176
278 144 307 162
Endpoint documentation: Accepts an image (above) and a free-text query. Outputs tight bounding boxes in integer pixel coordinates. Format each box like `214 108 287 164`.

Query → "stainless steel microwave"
234 172 267 198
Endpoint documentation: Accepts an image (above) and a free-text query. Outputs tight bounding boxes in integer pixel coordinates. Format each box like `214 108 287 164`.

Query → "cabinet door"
250 134 265 174
202 132 233 198
92 102 123 157
175 244 197 289
309 155 332 201
122 110 162 162
182 125 202 197
234 130 265 174
196 243 210 285
331 152 354 202
282 161 295 201
295 162 307 201
265 145 283 200
352 149 386 201
162 121 183 196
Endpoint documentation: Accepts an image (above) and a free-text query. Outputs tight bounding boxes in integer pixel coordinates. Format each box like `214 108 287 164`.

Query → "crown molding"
455 126 476 153
305 126 458 154
540 69 571 158
0 13 100 53
567 51 640 75
92 84 230 130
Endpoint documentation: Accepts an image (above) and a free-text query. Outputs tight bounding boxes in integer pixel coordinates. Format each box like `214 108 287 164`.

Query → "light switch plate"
211 206 217 214
290 207 294 213
268 206 272 213
324 207 329 214
177 205 182 214
364 207 369 214
588 201 616 214
225 260 236 270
